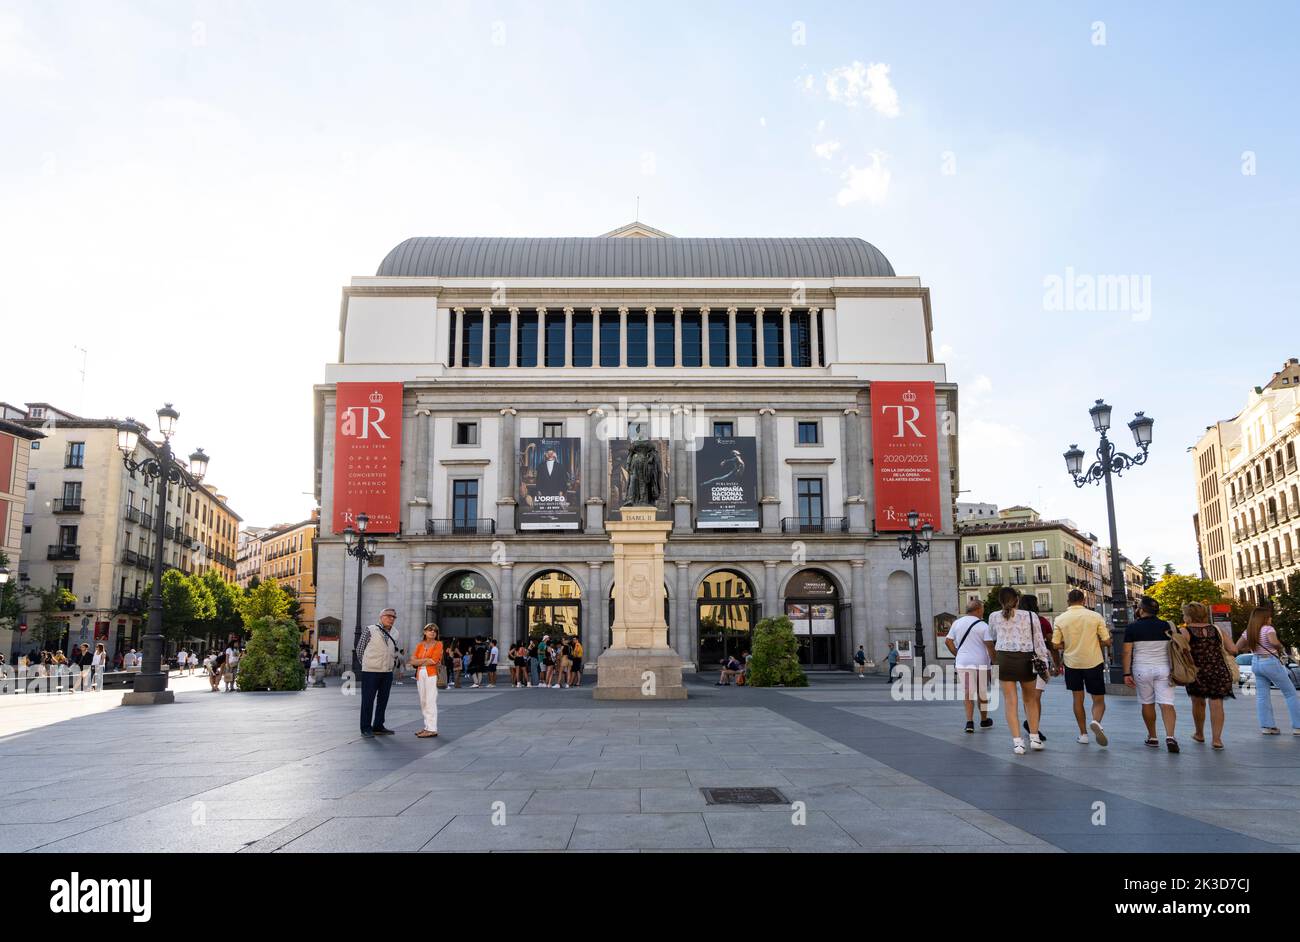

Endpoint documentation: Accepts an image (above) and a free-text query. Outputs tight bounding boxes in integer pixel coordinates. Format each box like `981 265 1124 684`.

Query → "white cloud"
0 12 59 79
836 151 891 205
824 61 900 117
813 139 841 160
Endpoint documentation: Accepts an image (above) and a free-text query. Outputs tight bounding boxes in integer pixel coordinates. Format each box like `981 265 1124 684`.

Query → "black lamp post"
1064 399 1154 684
897 509 934 672
117 404 209 705
343 513 379 674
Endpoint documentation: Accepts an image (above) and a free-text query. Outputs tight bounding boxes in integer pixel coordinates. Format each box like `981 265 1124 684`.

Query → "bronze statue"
623 439 661 506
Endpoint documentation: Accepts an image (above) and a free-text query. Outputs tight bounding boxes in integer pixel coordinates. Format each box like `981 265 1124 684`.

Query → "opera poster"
518 438 581 529
695 436 759 528
608 438 671 520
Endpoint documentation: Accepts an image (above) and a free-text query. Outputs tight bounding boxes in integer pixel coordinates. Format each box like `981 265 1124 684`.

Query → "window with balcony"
796 478 824 526
452 479 479 528
1032 540 1049 559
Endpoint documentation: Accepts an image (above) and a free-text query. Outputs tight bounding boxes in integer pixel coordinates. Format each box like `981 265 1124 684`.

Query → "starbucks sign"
439 571 493 602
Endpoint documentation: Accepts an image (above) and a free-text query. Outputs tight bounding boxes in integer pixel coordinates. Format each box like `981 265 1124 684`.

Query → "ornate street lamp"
897 509 934 671
117 404 209 705
344 512 380 673
1064 399 1154 684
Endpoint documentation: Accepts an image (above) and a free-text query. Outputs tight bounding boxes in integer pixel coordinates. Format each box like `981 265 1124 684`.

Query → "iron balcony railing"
48 544 80 560
781 517 849 534
1008 551 1025 560
53 498 83 513
426 518 496 536
962 577 980 587
1031 549 1049 559
986 549 1001 561
1010 577 1028 585
141 513 154 530
1033 575 1051 584
118 596 145 614
125 506 141 524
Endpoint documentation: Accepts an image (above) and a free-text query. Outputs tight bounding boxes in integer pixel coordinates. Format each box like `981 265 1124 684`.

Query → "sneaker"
562 684 569 689
551 683 560 688
1029 734 1044 751
979 717 994 728
1077 734 1089 744
1023 721 1046 742
471 684 480 688
964 721 974 734
1089 720 1108 746
372 727 395 736
1012 738 1026 755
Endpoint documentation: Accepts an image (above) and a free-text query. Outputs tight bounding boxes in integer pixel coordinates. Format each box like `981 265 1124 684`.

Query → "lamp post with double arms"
897 510 934 672
343 513 379 674
116 404 210 705
1063 400 1154 685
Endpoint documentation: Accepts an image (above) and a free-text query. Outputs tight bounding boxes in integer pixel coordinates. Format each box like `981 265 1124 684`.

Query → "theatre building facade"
313 224 959 670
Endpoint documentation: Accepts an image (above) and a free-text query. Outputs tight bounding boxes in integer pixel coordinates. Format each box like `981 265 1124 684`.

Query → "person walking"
1051 589 1111 747
1182 601 1234 748
946 598 994 733
411 624 443 738
1236 605 1300 735
357 607 399 738
853 644 868 678
1123 595 1179 752
885 642 899 683
223 646 239 692
987 586 1048 755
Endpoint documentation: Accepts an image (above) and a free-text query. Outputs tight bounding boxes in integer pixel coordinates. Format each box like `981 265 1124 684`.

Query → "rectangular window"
1032 540 1049 559
1037 591 1053 612
964 545 977 562
796 478 824 524
1008 541 1024 560
65 442 85 468
59 524 78 547
734 313 757 367
681 313 702 367
452 480 479 527
455 421 479 446
987 567 1001 585
572 313 593 367
712 421 734 437
448 314 457 367
545 312 566 367
516 312 539 367
790 311 812 367
489 311 511 367
61 481 81 507
626 313 648 367
461 311 484 367
542 422 564 438
707 312 730 366
815 310 826 366
762 311 784 366
55 572 74 592
965 569 979 586
797 421 820 445
654 313 675 367
1012 566 1026 584
600 314 621 367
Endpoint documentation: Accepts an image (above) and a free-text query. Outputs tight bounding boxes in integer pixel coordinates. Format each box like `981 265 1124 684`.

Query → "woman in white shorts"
1123 595 1179 752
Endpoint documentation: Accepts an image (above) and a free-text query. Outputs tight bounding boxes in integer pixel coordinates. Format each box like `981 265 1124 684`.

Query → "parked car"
1236 652 1300 690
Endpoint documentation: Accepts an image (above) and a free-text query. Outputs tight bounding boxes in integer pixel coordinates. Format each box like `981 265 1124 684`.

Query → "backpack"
1166 623 1199 686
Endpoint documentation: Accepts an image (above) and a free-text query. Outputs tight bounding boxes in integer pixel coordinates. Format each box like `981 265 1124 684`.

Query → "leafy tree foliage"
235 617 305 691
746 615 808 687
238 579 291 628
1147 574 1224 624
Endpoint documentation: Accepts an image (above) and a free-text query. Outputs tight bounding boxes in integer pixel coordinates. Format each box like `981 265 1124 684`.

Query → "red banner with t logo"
333 383 403 534
872 381 941 531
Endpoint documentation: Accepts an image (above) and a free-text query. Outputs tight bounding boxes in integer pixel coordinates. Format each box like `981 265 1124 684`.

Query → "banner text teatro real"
333 383 403 534
871 381 941 531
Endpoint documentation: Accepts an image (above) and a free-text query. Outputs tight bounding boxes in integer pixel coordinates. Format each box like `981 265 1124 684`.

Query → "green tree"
235 617 305 691
282 584 304 627
238 579 290 628
197 570 244 639
1140 557 1158 589
1162 563 1177 578
1147 574 1224 624
1229 598 1253 640
746 615 808 687
145 570 215 643
983 584 1006 617
20 585 77 648
1273 572 1300 652
0 552 21 630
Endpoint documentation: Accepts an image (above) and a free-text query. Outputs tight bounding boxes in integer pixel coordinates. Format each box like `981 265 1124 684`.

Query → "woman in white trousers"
411 624 443 738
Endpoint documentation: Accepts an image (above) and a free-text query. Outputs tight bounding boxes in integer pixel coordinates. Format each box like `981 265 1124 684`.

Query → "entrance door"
435 571 495 650
696 569 755 669
784 569 842 670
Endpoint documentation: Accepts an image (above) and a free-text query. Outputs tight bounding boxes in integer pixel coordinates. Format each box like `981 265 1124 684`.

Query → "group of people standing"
1 643 108 690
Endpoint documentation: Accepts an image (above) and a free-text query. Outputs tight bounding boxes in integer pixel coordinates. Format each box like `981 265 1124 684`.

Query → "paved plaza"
1 672 1297 853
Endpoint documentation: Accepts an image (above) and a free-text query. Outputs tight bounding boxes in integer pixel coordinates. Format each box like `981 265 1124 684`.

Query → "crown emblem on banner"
369 390 384 403
901 389 917 403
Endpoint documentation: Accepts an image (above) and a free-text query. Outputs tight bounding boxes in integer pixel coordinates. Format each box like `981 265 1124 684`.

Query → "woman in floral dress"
1182 601 1234 749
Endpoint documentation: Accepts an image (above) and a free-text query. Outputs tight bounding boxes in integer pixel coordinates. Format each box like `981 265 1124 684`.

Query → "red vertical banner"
333 383 403 534
872 381 941 531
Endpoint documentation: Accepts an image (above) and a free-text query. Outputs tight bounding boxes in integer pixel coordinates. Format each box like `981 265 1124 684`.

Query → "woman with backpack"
1236 605 1300 735
987 586 1049 755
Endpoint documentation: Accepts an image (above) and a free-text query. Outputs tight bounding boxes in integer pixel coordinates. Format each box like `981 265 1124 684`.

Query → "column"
409 407 432 534
843 407 868 533
619 306 628 367
673 306 683 367
536 307 548 367
727 307 737 367
645 306 656 367
781 307 792 368
763 560 779 624
508 307 519 368
675 561 690 662
497 407 518 534
564 306 573 367
497 562 514 645
755 307 766 368
809 306 821 367
453 307 464 367
585 407 606 533
759 407 780 532
478 306 491 366
850 559 869 662
588 560 606 658
591 307 601 368
407 562 426 653
671 406 690 534
700 306 711 365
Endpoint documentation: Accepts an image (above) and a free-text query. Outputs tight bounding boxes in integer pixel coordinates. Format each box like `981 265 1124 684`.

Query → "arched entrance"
697 569 755 669
522 570 581 640
784 569 845 670
434 570 494 647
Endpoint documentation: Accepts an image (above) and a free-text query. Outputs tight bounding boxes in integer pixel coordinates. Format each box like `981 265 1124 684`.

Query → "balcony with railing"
125 506 141 524
963 552 978 564
1287 457 1297 475
53 498 83 514
426 518 497 537
121 549 140 567
781 517 848 534
1031 549 1050 559
141 513 154 530
962 576 981 587
1008 550 1025 561
1033 574 1051 584
48 544 80 560
117 595 145 614
986 548 1001 562
1010 576 1027 585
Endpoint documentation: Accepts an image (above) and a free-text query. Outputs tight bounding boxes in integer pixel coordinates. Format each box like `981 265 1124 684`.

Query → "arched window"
695 569 755 669
523 571 581 640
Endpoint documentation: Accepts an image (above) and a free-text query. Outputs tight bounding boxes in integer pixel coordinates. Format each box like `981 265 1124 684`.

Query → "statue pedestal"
594 507 687 700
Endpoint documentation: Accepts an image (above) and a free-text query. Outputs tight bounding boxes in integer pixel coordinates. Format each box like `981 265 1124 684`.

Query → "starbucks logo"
460 575 476 592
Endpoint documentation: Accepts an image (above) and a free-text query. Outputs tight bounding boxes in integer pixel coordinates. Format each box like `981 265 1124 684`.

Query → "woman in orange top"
411 624 444 738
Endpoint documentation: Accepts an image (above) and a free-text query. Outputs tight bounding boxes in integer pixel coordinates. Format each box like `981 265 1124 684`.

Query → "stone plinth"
594 506 687 700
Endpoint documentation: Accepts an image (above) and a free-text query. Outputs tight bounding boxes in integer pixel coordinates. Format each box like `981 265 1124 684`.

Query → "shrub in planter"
236 617 306 691
746 615 808 687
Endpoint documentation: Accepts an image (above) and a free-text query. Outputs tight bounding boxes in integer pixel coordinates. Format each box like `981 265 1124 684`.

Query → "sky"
2 0 1298 571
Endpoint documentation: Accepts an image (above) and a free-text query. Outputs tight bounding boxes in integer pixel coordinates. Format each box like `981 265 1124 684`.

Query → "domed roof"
376 236 895 278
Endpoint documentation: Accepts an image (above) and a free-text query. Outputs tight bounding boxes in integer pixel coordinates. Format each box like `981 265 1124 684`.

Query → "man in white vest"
357 608 399 738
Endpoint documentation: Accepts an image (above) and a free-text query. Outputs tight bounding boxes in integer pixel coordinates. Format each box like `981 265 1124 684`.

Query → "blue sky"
2 1 1297 572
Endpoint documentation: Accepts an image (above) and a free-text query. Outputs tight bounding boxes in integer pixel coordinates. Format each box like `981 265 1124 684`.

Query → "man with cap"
357 608 400 738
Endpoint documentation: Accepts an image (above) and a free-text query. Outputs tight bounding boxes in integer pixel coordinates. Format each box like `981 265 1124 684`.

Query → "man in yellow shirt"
1051 589 1111 746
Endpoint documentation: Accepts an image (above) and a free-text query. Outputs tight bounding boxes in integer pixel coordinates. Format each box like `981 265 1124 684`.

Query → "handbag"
1166 622 1199 686
1216 628 1240 684
1024 613 1051 683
